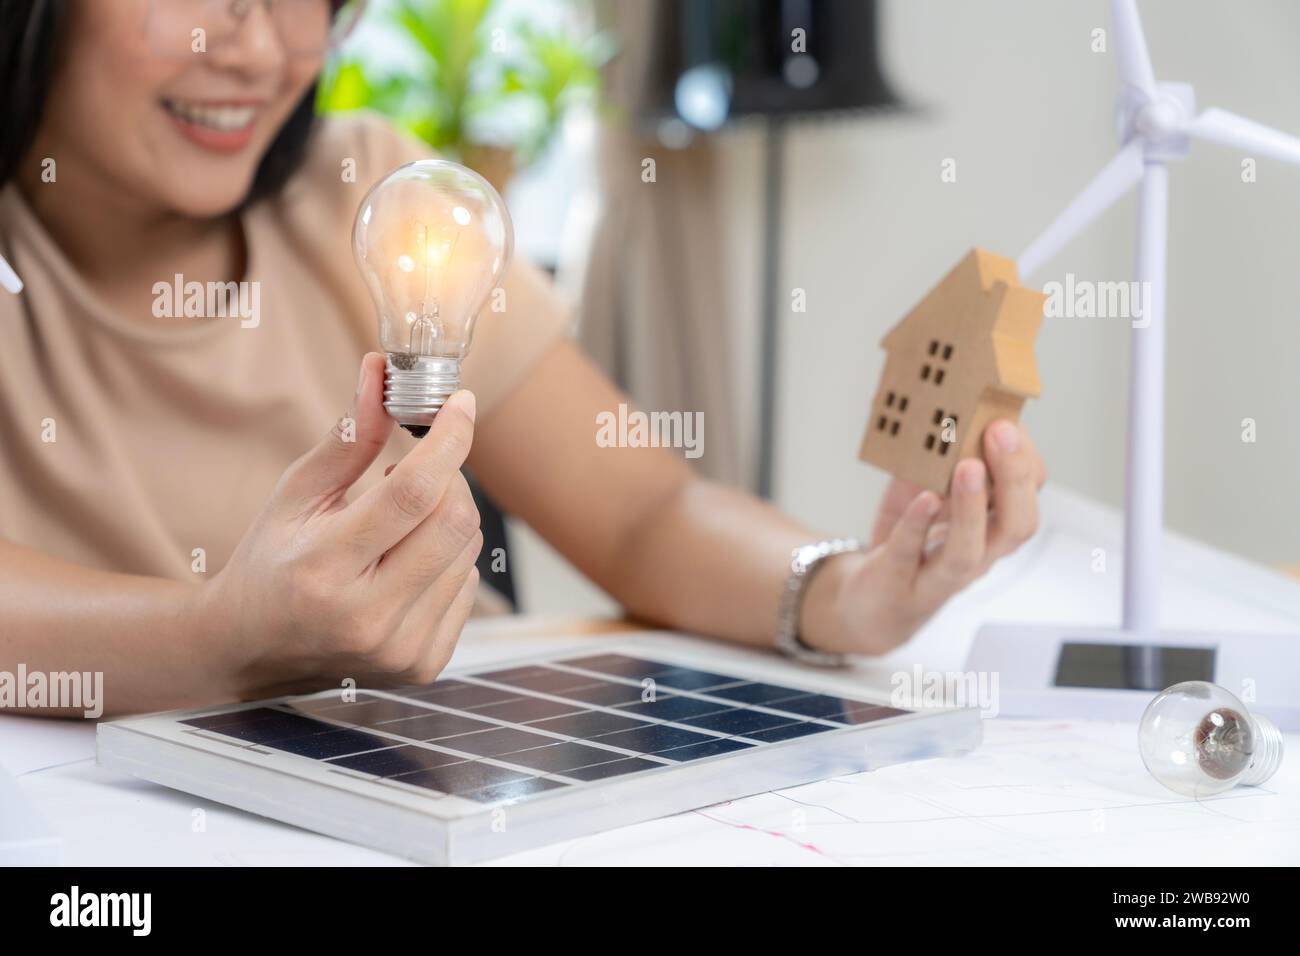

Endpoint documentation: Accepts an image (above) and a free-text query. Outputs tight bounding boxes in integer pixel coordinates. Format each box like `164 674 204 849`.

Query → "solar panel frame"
97 636 982 865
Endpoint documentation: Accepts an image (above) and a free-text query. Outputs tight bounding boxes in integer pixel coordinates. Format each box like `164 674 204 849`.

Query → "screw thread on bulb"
384 354 461 437
1241 715 1284 787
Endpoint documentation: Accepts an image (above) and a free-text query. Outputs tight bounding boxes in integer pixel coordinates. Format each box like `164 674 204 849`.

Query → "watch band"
774 537 863 668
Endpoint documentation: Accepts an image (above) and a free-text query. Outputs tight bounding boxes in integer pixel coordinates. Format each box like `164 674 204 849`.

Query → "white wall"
725 0 1300 566
513 0 1300 616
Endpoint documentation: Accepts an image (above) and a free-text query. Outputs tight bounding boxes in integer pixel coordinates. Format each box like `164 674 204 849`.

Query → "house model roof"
860 248 1046 493
881 248 1044 398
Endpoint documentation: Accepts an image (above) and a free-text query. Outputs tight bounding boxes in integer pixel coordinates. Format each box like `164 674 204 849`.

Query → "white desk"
4 486 1299 866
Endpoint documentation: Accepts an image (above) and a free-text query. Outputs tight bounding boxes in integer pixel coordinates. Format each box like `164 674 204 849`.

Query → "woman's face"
36 0 330 218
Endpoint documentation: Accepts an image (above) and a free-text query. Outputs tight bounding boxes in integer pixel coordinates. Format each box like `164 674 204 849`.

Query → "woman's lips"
161 98 260 154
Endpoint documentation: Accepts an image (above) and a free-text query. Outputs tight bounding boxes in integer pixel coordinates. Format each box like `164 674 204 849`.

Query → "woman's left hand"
800 419 1046 656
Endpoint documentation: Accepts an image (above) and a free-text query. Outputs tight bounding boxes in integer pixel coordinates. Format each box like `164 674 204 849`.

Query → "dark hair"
0 0 323 204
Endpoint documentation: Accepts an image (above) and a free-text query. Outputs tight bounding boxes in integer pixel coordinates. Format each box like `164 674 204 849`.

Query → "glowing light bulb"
1138 681 1283 797
352 160 513 437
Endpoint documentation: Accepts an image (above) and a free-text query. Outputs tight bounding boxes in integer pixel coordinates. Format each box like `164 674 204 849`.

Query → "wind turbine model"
966 0 1300 728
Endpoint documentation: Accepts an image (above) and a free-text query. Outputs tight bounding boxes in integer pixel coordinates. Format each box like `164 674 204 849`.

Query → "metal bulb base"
384 354 460 437
1242 715 1284 787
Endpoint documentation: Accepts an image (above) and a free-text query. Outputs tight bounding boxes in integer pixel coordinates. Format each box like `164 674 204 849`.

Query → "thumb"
278 352 394 506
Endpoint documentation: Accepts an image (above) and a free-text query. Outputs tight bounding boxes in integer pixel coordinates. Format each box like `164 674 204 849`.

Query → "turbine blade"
1017 139 1145 281
0 254 21 295
1111 0 1157 97
1188 107 1300 167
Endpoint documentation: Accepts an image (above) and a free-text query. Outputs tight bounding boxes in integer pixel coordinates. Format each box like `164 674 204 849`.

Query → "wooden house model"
858 248 1046 493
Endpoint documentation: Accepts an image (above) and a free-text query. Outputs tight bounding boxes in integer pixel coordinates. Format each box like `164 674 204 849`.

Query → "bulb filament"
408 224 464 357
409 311 437 355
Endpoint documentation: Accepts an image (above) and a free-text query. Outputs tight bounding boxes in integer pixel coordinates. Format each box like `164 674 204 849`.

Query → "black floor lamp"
643 0 903 497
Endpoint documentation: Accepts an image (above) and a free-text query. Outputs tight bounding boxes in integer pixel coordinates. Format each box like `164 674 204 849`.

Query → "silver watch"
774 538 863 667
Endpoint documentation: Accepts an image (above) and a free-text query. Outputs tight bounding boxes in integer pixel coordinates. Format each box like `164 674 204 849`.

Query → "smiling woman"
0 0 571 711
0 0 1045 717
0 0 350 213
147 0 361 153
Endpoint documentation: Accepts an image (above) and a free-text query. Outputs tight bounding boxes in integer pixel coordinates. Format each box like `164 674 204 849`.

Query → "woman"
0 0 1044 716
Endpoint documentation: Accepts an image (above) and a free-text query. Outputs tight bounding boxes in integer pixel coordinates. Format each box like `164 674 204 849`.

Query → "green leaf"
316 60 373 112
317 0 613 168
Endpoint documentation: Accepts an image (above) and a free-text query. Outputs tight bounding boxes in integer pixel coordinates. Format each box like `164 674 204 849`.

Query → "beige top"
0 114 568 603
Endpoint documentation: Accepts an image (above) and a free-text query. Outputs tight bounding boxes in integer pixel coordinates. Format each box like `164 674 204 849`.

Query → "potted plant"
317 0 614 193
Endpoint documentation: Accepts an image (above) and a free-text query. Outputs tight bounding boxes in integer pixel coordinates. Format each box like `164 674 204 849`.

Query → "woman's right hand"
199 352 483 700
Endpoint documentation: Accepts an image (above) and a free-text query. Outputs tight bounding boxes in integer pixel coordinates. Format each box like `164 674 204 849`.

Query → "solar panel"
97 639 981 864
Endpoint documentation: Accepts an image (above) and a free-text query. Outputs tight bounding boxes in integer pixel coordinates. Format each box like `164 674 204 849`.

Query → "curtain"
570 0 744 486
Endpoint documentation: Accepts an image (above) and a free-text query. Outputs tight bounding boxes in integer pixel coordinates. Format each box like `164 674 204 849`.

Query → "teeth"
163 99 256 132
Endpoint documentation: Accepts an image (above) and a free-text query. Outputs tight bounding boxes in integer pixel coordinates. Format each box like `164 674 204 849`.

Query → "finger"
1001 421 1047 489
920 457 988 595
400 540 481 641
276 353 393 510
338 389 477 558
879 490 942 586
922 519 949 559
409 567 480 685
373 535 481 681
376 471 482 605
1023 425 1048 489
869 478 925 549
983 420 1040 558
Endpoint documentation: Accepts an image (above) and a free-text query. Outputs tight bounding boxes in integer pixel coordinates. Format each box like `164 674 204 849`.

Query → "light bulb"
1138 681 1283 797
352 160 513 437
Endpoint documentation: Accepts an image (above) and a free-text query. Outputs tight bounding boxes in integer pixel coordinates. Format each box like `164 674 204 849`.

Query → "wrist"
796 549 862 655
184 572 244 701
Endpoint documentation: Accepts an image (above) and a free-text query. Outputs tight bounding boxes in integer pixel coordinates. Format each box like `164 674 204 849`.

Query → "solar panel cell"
744 722 835 742
438 727 560 758
763 694 855 719
476 667 605 695
183 709 335 743
643 667 739 691
562 757 666 781
705 682 807 705
264 728 394 759
374 711 498 740
559 654 671 679
471 696 587 723
594 725 720 754
328 745 466 777
557 682 650 706
526 711 650 738
405 683 521 709
677 708 803 736
657 738 754 761
494 742 626 773
615 695 731 721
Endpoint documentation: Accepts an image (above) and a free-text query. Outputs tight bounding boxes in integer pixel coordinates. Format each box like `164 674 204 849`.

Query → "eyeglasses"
144 0 365 59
